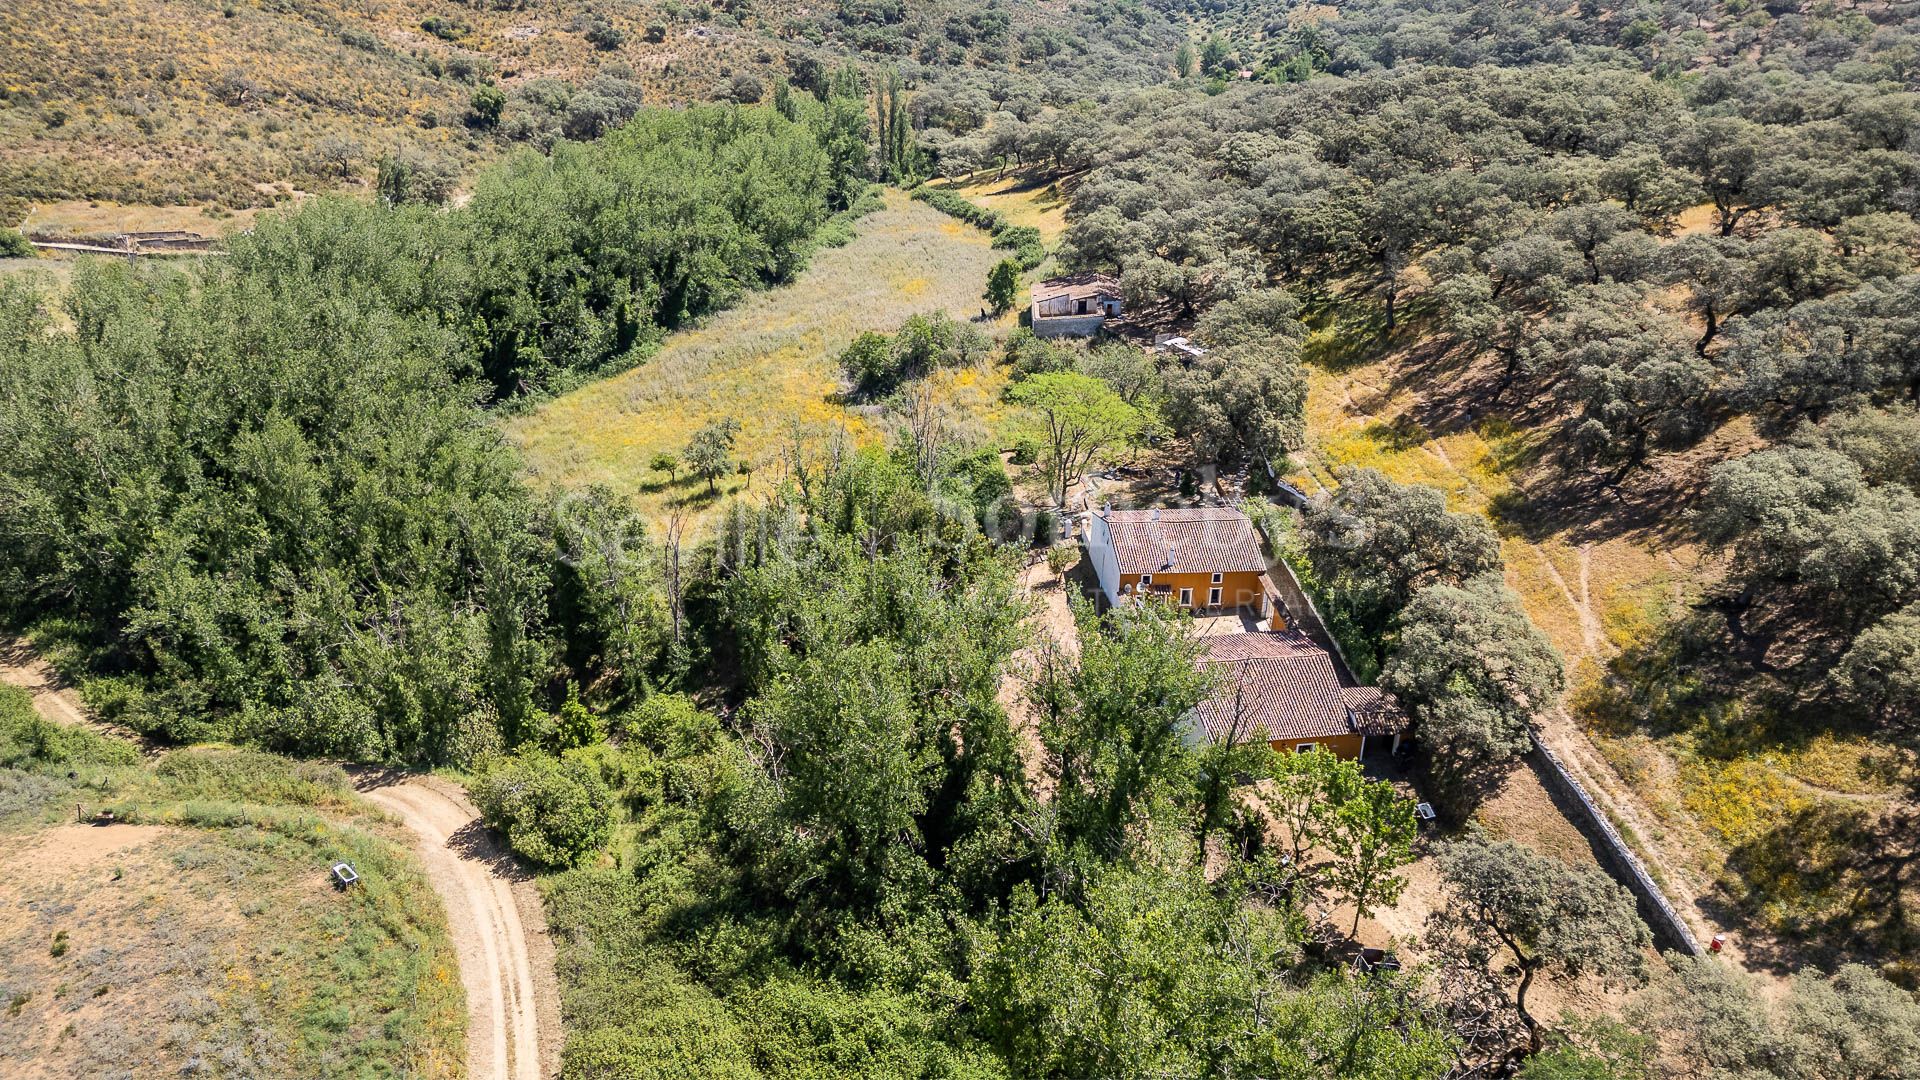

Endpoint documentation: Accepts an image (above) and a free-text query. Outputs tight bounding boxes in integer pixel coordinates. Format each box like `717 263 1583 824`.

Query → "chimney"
1165 542 1177 569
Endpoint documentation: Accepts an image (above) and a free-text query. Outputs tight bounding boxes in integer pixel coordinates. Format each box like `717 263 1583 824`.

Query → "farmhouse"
1031 272 1122 337
1085 505 1270 618
1188 630 1408 759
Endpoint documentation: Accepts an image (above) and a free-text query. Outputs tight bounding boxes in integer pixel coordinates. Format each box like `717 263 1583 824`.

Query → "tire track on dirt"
4 636 561 1074
356 776 560 1080
0 639 149 749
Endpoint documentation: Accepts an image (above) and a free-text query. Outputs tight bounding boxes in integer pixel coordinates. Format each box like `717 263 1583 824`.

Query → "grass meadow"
0 694 465 1080
505 188 1012 529
930 170 1076 248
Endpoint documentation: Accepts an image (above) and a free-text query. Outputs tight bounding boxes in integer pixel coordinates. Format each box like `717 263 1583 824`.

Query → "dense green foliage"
1298 469 1561 803
517 445 1455 1079
1429 834 1650 1057
1016 0 1920 794
984 258 1021 313
231 106 849 400
838 311 993 397
0 229 32 259
0 684 138 770
1640 956 1920 1080
0 260 550 759
0 103 879 762
475 750 617 868
1696 406 1920 727
1008 371 1145 506
14 0 1920 1071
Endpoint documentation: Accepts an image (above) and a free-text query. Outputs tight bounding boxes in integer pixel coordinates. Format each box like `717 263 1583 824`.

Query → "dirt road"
357 775 561 1080
0 639 136 743
3 636 562 1074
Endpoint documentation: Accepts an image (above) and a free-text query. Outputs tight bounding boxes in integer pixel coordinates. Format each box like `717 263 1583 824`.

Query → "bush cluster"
473 751 615 869
909 186 1046 268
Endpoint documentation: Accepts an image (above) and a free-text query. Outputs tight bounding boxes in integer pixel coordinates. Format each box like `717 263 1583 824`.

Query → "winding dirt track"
5 637 563 1076
356 775 561 1080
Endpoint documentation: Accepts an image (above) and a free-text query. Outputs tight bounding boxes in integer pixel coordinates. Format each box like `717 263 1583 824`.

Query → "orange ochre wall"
1270 734 1365 759
1120 570 1263 609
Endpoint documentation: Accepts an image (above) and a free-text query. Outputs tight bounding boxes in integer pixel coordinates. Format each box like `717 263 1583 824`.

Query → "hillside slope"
0 0 1181 215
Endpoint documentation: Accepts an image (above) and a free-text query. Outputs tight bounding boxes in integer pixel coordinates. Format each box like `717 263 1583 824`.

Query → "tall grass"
506 189 1007 529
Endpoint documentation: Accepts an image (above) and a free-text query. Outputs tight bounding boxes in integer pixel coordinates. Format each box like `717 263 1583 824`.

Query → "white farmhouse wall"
1085 512 1120 608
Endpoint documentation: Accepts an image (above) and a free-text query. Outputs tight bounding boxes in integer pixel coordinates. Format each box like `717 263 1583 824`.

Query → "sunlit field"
505 188 1007 527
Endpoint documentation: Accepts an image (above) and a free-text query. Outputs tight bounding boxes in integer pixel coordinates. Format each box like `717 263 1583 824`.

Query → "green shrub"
0 685 138 769
0 228 32 258
474 751 614 868
551 685 604 751
419 15 468 40
156 748 350 805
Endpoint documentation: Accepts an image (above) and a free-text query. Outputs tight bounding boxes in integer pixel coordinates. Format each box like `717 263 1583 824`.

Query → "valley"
4 0 1920 1075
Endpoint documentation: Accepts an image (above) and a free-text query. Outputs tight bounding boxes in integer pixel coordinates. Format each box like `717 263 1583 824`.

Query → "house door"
1076 299 1088 314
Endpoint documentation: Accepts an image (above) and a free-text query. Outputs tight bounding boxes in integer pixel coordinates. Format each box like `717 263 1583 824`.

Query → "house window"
1208 587 1222 607
1178 588 1193 607
1296 743 1317 754
1138 574 1152 585
1211 573 1223 584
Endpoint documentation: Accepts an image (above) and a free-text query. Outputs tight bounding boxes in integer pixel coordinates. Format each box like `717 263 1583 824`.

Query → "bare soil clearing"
358 774 561 1080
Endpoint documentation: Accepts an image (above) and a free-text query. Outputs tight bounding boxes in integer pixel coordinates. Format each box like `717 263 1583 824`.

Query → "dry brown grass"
505 188 1010 529
19 199 269 237
0 798 463 1079
0 0 486 206
0 0 806 207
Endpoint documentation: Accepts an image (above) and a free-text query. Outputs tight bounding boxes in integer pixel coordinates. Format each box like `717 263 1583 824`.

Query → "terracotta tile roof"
1101 507 1266 576
1194 645 1350 743
1341 686 1410 736
1189 631 1408 744
1031 271 1121 304
1199 629 1323 662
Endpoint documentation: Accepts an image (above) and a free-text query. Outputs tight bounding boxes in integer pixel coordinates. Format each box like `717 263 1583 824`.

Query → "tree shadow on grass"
665 484 734 510
1718 801 1917 972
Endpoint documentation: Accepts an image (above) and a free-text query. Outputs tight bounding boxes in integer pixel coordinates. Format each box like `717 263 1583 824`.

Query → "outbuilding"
1031 272 1122 337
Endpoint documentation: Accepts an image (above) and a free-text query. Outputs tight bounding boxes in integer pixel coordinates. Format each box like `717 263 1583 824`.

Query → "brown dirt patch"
0 824 222 1079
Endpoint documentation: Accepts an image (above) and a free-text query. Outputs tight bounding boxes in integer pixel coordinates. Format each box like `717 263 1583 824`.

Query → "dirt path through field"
0 638 148 748
356 775 560 1080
